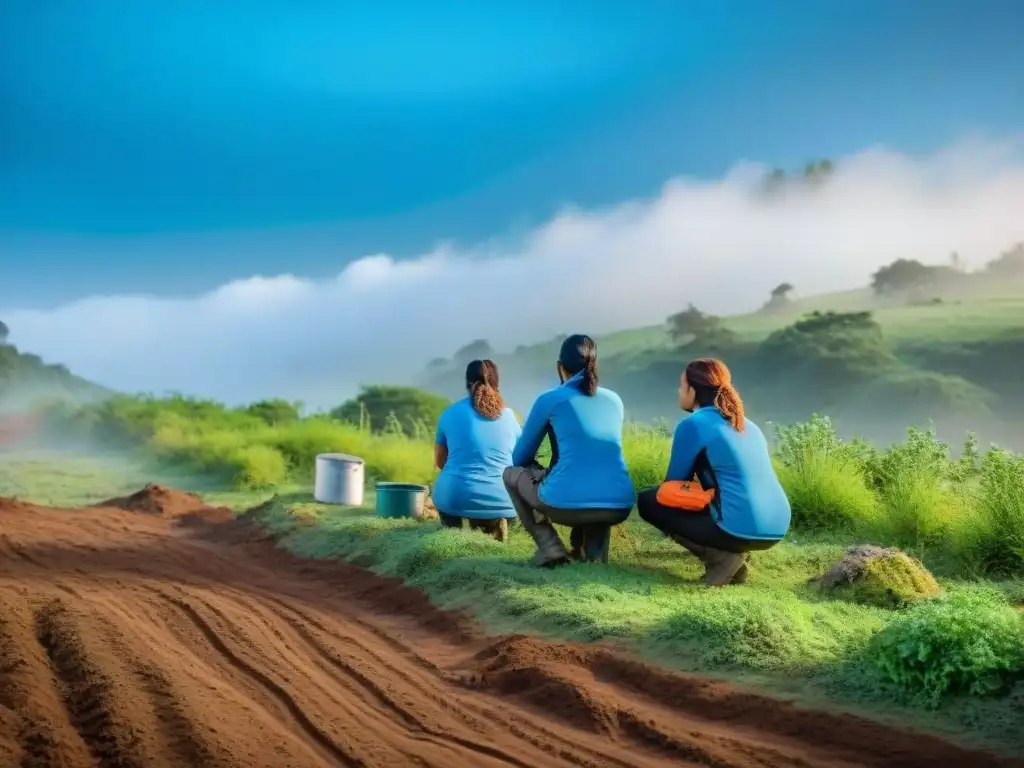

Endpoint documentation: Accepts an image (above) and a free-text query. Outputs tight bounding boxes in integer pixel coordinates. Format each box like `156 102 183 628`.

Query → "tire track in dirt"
0 488 1021 768
163 594 364 767
249 595 542 768
34 598 153 768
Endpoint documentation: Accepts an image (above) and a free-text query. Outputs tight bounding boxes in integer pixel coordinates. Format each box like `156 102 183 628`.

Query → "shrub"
244 398 302 425
330 385 450 437
229 444 289 487
858 427 965 551
954 448 1024 576
869 590 1024 707
773 416 878 531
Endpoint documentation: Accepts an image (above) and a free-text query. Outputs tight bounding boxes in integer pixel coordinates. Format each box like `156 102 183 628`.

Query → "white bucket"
313 453 365 505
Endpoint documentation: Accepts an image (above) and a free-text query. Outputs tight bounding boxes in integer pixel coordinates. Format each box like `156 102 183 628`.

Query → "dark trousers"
502 465 632 562
636 487 779 554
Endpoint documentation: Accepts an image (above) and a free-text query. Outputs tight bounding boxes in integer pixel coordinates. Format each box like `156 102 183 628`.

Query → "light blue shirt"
433 398 521 519
666 406 791 540
512 373 636 510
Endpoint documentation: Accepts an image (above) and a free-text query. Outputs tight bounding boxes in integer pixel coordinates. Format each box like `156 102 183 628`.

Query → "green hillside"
0 321 109 414
420 250 1024 447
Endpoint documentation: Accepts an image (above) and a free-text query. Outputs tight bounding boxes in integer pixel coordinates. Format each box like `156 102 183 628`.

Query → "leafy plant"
869 591 1024 707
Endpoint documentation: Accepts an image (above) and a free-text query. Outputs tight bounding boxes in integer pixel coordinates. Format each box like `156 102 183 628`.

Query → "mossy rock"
811 544 941 609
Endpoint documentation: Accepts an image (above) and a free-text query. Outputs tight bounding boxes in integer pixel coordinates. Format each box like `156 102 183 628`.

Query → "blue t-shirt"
432 398 521 519
665 406 791 540
512 374 636 510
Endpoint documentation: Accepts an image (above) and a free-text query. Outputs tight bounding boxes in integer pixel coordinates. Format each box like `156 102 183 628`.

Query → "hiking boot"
730 557 750 584
528 524 570 567
700 549 746 586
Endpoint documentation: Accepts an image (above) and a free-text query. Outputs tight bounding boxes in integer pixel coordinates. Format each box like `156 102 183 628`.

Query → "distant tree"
802 159 835 183
871 259 942 295
666 304 737 350
331 385 450 437
760 311 895 386
452 339 494 364
762 282 795 313
949 251 965 272
244 398 301 425
984 243 1024 278
0 320 8 345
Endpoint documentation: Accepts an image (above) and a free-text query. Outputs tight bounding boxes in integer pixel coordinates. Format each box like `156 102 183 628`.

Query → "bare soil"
0 487 1019 767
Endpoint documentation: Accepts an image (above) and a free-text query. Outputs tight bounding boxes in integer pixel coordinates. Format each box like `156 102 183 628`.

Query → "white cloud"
5 136 1024 408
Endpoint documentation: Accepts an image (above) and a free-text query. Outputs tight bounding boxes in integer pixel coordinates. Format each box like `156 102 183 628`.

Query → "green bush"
773 416 879 531
244 398 302 425
869 590 1024 707
330 385 450 438
954 448 1024 575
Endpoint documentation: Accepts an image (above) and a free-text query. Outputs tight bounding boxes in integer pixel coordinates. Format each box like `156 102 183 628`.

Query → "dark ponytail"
558 334 599 396
465 359 504 419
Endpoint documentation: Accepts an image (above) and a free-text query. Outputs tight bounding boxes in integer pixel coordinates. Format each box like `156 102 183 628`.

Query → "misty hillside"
0 320 109 413
418 248 1024 447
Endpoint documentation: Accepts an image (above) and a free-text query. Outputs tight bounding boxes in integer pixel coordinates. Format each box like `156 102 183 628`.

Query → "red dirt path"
0 487 1019 768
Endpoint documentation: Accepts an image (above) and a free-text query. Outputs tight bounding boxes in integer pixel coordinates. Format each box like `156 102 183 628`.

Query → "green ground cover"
4 398 1024 754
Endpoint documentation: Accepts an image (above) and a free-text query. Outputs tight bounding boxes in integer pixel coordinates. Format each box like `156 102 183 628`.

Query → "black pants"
636 487 779 554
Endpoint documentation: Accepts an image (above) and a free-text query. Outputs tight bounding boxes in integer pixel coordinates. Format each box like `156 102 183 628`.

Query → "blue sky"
2 0 1022 307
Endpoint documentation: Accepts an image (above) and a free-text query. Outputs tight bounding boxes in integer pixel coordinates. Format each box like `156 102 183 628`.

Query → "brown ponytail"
685 358 746 432
466 359 504 419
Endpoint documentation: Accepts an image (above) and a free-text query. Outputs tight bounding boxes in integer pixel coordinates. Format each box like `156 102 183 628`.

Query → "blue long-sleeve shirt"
512 374 636 510
433 398 521 519
666 406 791 540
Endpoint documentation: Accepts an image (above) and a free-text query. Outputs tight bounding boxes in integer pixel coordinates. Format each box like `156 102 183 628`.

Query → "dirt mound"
811 544 942 608
0 495 46 514
97 483 235 525
0 492 1020 767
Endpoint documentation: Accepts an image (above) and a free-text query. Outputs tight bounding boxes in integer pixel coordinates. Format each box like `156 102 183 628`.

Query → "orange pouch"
655 480 715 512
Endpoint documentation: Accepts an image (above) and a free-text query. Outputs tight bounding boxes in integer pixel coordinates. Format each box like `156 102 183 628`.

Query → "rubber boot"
700 548 746 586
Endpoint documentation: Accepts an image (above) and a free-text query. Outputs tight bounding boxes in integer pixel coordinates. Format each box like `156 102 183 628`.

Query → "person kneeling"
503 335 636 566
432 360 521 542
637 358 791 586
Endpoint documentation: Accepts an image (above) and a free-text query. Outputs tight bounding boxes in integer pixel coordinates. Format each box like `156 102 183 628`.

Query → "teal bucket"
375 482 428 519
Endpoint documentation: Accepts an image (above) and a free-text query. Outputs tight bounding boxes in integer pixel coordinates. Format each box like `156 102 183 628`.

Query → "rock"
810 544 941 609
